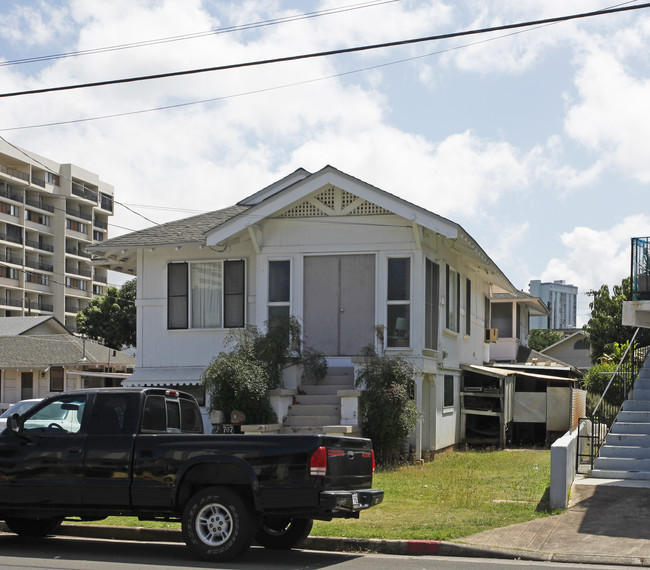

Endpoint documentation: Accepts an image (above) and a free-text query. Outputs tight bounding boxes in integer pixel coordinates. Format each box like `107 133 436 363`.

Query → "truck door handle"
68 448 83 454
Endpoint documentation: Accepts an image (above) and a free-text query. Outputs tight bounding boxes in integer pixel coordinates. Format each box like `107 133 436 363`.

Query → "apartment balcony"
623 237 650 329
25 300 54 312
66 265 92 278
0 231 22 245
0 163 29 183
25 238 54 253
25 258 54 272
0 251 22 265
0 184 24 203
25 197 54 213
66 245 91 258
66 206 93 221
71 182 99 203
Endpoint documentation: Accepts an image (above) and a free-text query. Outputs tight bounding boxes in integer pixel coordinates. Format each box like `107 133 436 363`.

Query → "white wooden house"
89 165 537 455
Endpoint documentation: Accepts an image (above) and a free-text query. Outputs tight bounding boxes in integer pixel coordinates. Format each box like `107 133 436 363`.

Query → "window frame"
167 259 246 330
267 259 291 324
465 278 472 336
49 366 64 392
443 374 454 408
386 256 411 349
445 265 460 333
424 258 440 350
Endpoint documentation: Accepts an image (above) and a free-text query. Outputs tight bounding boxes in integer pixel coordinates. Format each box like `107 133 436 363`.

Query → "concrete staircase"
592 357 650 480
281 366 357 435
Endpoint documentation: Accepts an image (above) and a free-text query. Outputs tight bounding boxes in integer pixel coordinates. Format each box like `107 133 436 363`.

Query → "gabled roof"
0 316 69 336
0 335 136 369
87 165 517 291
540 330 587 353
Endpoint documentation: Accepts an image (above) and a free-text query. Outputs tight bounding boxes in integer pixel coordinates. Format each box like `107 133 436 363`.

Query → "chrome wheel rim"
195 503 233 546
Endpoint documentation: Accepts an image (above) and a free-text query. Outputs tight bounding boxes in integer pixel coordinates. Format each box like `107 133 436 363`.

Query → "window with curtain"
168 260 245 330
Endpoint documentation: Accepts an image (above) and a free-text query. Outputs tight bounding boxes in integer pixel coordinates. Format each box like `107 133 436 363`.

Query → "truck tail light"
310 446 327 477
372 449 376 474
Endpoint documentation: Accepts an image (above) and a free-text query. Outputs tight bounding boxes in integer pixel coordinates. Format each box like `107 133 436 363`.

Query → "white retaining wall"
550 429 578 509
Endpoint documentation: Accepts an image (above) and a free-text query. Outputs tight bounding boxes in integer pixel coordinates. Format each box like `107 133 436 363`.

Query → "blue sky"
1 0 649 325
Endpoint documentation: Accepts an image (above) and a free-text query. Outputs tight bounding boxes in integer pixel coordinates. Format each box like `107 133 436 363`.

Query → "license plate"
352 492 359 507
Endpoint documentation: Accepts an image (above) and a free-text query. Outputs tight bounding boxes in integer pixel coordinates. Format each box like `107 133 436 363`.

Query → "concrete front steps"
592 358 650 480
280 366 359 436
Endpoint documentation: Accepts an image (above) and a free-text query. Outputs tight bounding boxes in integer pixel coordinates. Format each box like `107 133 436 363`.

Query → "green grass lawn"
313 448 552 540
73 449 553 541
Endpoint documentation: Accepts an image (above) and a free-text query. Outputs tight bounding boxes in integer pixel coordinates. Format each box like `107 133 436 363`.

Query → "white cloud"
540 215 650 293
565 41 650 183
0 1 71 47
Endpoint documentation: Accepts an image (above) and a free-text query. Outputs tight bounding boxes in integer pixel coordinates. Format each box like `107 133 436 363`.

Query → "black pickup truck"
0 387 382 561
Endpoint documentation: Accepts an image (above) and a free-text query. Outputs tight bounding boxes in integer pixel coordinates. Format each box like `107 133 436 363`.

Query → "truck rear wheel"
182 486 254 562
255 517 313 549
4 517 62 537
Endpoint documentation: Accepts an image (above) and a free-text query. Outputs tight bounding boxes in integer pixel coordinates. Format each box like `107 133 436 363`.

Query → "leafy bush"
355 346 419 465
202 328 277 425
202 315 327 424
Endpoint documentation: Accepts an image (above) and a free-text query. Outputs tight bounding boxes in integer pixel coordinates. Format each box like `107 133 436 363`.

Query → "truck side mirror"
7 413 21 433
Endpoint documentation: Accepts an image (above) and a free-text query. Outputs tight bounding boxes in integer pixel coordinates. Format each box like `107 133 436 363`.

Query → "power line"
0 0 399 68
1 1 643 132
2 3 649 99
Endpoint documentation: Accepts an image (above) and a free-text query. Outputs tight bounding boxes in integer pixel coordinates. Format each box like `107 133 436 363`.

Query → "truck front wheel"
255 517 313 549
4 517 62 537
182 486 254 562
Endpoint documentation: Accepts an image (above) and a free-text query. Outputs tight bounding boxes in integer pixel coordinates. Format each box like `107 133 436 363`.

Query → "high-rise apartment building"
0 140 113 330
529 279 577 330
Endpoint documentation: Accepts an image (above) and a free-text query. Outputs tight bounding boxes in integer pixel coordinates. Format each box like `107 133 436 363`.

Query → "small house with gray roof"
88 165 563 453
0 316 135 410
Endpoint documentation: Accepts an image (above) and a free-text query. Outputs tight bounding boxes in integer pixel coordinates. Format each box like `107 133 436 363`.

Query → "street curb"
46 525 650 566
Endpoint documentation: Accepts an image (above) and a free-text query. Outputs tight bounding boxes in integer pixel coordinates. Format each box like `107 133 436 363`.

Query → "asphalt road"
0 534 638 570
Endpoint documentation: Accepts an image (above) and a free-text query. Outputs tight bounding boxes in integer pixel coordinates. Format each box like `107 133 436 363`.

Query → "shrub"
202 316 327 424
202 328 277 425
355 346 419 465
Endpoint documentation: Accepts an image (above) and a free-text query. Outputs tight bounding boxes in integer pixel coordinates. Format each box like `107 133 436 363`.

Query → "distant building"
0 139 114 330
529 279 578 330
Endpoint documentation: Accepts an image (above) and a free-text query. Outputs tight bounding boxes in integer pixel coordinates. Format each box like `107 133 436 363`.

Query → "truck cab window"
181 399 202 433
22 396 87 434
141 396 166 432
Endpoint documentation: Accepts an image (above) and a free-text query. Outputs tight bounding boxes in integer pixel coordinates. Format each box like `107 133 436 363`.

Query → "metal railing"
632 236 650 300
577 328 650 470
0 163 29 182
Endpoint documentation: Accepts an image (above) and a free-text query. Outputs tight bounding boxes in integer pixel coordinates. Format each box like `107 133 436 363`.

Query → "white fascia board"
206 168 458 246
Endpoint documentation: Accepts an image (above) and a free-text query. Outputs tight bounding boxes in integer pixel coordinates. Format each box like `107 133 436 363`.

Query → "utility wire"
1 3 649 99
0 0 399 68
0 0 639 133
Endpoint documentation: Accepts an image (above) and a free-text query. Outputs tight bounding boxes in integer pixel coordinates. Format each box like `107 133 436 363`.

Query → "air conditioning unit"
485 328 499 343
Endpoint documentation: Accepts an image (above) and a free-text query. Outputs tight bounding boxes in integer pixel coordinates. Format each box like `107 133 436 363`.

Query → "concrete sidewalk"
36 476 650 567
455 476 650 566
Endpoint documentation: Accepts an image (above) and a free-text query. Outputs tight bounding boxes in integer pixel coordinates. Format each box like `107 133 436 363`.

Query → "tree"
528 329 564 351
582 277 650 363
76 278 136 350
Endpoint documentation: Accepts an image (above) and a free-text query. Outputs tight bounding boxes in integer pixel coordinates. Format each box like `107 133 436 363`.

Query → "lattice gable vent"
278 186 390 218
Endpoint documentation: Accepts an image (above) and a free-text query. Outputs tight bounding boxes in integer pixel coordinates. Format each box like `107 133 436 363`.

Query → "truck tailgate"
318 435 375 490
